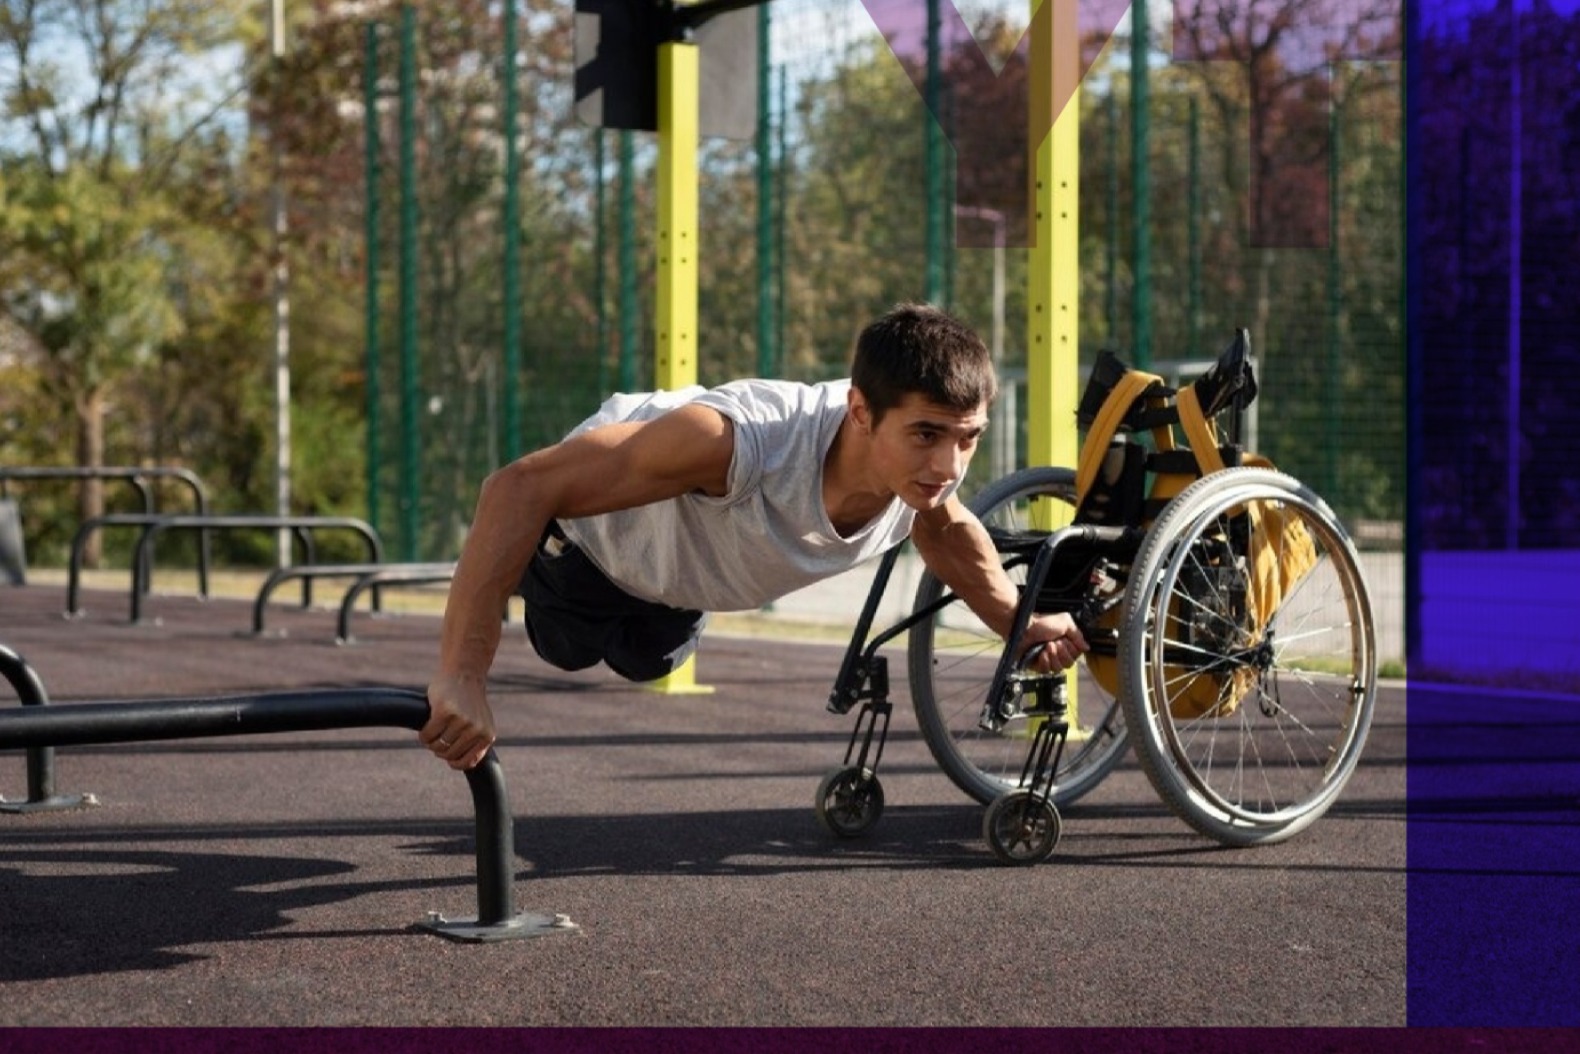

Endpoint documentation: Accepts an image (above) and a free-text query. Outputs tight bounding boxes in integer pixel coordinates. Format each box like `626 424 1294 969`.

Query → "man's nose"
931 442 965 480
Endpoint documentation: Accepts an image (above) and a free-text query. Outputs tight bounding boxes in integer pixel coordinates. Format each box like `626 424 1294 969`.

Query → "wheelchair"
815 331 1378 864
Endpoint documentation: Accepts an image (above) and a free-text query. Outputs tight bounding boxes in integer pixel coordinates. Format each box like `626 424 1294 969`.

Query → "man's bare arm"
424 404 735 769
909 497 1088 670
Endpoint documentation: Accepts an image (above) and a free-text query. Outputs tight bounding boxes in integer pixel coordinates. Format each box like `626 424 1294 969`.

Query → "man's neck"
822 415 892 538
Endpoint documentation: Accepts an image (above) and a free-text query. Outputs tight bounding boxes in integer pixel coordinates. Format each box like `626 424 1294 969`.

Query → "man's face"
861 391 990 511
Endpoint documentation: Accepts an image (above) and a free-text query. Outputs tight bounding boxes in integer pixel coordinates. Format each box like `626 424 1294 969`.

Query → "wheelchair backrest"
1072 328 1257 529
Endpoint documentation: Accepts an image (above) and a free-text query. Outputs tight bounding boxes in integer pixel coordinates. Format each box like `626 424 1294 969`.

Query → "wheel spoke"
910 466 1130 808
1119 468 1377 844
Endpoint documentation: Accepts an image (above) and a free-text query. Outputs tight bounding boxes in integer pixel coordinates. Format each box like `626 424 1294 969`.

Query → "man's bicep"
547 404 736 517
910 496 981 553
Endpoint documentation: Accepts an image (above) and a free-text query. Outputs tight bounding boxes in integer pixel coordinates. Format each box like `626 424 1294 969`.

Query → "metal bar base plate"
420 911 581 943
0 792 98 814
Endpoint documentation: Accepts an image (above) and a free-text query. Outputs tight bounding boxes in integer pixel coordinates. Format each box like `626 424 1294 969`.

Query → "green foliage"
2 164 183 401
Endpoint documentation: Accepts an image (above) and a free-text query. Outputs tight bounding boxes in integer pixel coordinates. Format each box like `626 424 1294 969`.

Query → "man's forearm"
438 467 544 679
912 513 1021 639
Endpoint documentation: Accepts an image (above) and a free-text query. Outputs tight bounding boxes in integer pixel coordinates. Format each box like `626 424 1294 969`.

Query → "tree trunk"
76 389 106 569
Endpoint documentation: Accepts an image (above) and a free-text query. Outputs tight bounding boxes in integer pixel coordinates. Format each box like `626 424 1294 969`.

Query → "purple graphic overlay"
860 0 1127 247
1409 0 1580 1027
860 0 1399 248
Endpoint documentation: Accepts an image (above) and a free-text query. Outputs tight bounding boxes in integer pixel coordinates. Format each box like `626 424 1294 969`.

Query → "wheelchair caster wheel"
815 766 884 838
983 789 1061 865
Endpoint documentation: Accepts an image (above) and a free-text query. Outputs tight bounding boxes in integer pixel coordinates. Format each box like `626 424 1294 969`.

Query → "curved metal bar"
0 643 91 812
0 687 430 746
0 466 208 510
0 686 568 940
67 513 197 617
2 467 213 592
0 468 154 516
253 562 455 636
978 524 1132 732
337 565 457 643
293 527 315 607
126 515 384 624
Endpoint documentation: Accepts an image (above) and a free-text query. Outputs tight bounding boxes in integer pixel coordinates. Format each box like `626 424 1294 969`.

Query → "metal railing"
0 673 573 942
66 514 383 622
0 466 214 587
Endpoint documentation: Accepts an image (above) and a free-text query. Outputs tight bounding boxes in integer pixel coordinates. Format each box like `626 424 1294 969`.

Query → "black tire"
814 766 884 837
982 789 1062 865
908 465 1128 806
1117 467 1377 846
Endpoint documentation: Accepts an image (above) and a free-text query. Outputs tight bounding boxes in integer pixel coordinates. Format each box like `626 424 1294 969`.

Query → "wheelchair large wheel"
1117 467 1377 846
909 465 1129 806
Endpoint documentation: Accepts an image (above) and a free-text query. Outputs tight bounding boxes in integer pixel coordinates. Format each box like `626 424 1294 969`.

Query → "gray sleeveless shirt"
556 378 915 611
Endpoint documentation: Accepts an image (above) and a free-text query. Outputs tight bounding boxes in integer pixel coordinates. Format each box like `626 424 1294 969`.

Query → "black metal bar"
979 524 1132 733
0 643 91 812
0 687 428 746
252 562 448 635
841 698 892 777
462 748 515 926
64 515 122 616
123 515 383 624
671 0 774 32
0 686 565 940
0 467 213 591
294 527 315 607
827 544 903 714
66 514 384 621
68 514 198 617
337 565 456 643
0 467 154 515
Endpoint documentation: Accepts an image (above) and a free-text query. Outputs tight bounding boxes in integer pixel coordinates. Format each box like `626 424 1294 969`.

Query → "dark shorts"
517 523 707 683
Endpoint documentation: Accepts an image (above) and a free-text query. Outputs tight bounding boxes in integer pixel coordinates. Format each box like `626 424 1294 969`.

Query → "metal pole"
775 64 787 375
1188 95 1202 362
924 0 944 303
618 130 638 392
1326 76 1341 500
957 207 1007 478
756 3 774 377
1403 6 1421 669
595 130 608 396
651 36 712 697
501 0 523 460
1506 4 1521 550
364 22 382 538
398 3 420 561
1130 0 1152 369
1106 91 1119 346
271 0 292 567
0 644 90 813
1026 0 1080 478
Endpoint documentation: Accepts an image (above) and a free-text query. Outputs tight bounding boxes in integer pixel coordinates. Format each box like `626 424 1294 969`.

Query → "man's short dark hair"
850 303 997 424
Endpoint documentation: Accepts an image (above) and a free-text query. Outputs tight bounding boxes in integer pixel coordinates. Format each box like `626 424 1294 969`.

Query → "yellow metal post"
1026 0 1081 707
1026 0 1080 484
650 36 713 695
655 39 700 394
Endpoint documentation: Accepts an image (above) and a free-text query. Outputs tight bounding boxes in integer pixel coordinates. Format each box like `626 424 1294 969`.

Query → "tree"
0 0 251 562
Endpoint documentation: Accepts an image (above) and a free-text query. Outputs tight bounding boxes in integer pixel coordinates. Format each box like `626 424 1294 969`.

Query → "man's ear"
847 387 873 434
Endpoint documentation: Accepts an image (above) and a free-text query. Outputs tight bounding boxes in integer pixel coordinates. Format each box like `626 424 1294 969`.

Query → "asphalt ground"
1 579 1407 1028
